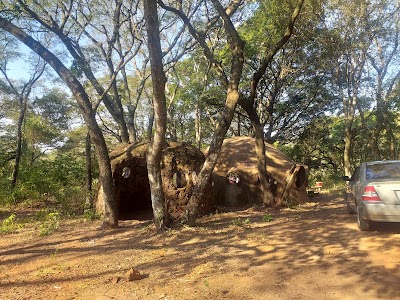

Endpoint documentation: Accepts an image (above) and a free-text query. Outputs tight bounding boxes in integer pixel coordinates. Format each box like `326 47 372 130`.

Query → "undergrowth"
1 213 21 234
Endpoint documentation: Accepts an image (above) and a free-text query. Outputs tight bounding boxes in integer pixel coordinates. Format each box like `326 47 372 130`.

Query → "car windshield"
366 162 400 180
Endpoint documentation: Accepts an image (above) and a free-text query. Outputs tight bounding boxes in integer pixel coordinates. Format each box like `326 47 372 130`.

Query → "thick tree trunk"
0 17 118 228
11 99 27 189
184 0 245 226
236 0 303 207
344 125 352 177
185 89 240 225
240 101 274 206
144 0 169 231
84 132 93 209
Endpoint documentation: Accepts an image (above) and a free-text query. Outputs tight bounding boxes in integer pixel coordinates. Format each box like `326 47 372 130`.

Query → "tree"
366 1 400 159
0 49 46 188
158 0 307 223
0 16 118 228
144 0 169 230
324 0 400 174
238 0 305 206
158 0 245 224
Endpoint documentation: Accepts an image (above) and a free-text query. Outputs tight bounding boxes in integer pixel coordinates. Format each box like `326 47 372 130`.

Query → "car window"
366 162 400 180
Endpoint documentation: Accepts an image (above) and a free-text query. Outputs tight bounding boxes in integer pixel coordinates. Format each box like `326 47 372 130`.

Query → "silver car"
345 160 400 231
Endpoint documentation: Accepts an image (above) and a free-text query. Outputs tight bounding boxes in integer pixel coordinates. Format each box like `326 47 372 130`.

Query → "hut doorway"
115 158 153 220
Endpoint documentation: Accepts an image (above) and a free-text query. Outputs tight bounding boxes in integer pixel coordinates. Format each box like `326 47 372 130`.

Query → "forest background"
0 0 399 229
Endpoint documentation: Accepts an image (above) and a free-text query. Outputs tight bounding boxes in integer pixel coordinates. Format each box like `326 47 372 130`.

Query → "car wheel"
357 205 370 231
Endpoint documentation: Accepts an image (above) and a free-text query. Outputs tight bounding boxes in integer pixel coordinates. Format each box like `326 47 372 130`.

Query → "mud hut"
95 141 213 221
212 136 308 207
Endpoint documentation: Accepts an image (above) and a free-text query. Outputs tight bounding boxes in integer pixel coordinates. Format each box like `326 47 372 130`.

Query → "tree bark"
85 132 93 209
195 100 202 149
144 0 169 231
127 104 138 143
11 98 27 189
147 100 155 141
0 16 118 228
344 124 352 177
240 100 274 206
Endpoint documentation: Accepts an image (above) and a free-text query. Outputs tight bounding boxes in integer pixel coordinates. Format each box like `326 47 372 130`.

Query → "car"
344 160 400 231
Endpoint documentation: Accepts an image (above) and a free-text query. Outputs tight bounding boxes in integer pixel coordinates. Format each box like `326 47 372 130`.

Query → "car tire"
357 205 370 231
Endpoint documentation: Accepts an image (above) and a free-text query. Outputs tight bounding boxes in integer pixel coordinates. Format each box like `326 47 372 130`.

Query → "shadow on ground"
1 192 400 299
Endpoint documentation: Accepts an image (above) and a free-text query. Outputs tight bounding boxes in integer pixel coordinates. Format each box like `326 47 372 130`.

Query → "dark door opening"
116 163 153 220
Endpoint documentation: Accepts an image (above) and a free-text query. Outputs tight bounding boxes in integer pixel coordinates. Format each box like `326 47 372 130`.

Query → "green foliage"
38 212 60 236
33 88 72 131
1 213 21 234
231 218 251 227
83 208 100 221
262 214 273 222
171 54 226 145
0 149 86 213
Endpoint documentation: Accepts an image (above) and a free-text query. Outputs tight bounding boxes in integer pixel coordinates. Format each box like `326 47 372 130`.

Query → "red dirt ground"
1 192 400 300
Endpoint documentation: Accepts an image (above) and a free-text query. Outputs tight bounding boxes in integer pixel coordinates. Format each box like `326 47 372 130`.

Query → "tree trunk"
0 17 118 228
237 0 303 206
11 98 27 189
167 106 178 141
240 100 274 206
387 126 397 159
237 113 241 136
84 131 93 209
127 104 137 144
184 0 246 225
144 0 169 231
195 100 202 149
344 124 352 177
147 100 155 141
185 88 240 225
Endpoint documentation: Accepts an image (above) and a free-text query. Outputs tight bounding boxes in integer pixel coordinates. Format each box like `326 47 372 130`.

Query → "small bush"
35 209 50 221
83 208 100 221
1 213 21 234
231 218 251 227
262 214 273 222
39 212 60 236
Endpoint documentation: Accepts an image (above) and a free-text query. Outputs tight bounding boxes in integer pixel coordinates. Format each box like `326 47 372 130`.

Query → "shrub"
83 208 100 221
39 212 60 236
231 218 251 227
262 214 273 222
1 213 21 234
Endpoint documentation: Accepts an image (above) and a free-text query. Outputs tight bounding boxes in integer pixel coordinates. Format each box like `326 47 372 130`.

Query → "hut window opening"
227 171 240 184
172 171 187 189
122 167 131 178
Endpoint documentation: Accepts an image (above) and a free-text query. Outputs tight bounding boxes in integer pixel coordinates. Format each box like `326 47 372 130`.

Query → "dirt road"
1 192 400 300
